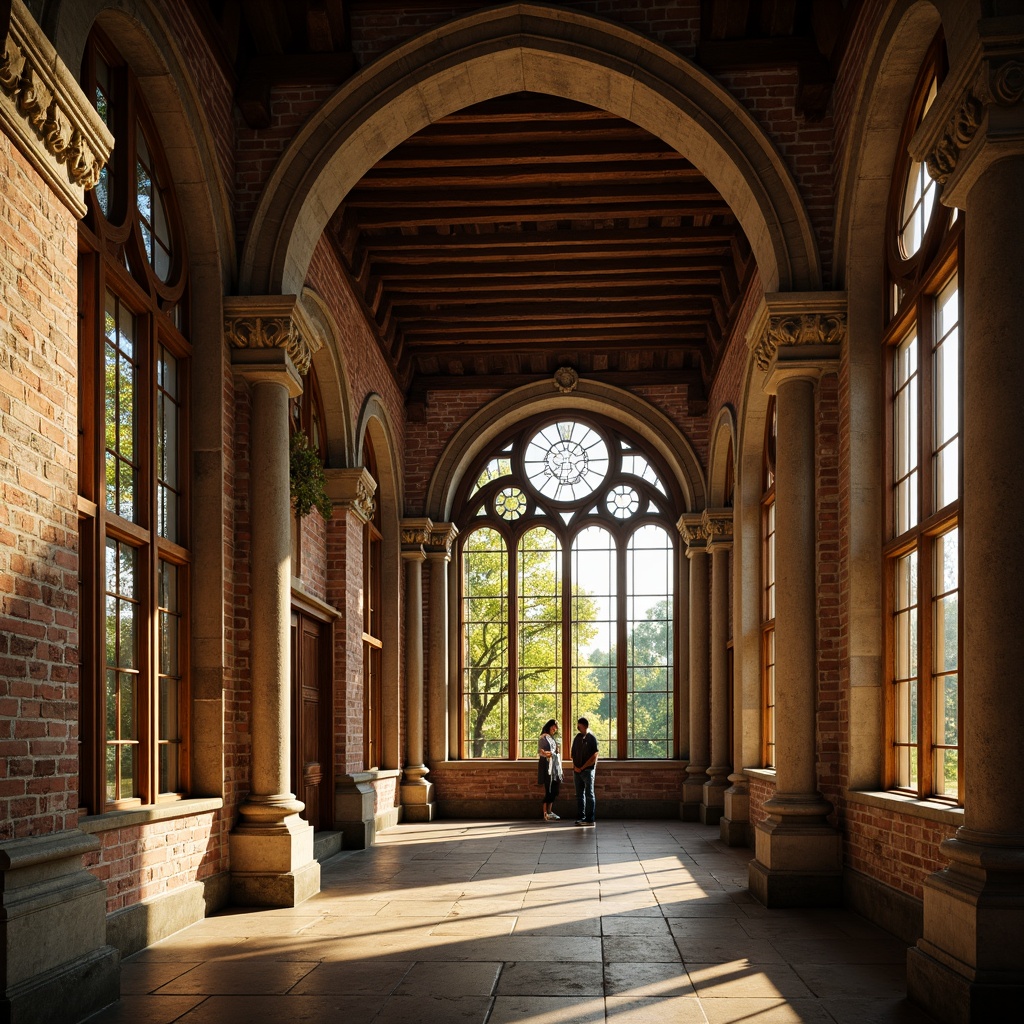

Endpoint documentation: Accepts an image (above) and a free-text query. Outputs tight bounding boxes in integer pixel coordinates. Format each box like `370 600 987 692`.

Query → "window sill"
743 767 777 782
78 796 224 834
347 768 403 783
846 789 963 827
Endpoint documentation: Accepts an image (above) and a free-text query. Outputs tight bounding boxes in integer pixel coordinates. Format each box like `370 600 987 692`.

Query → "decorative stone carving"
428 522 459 557
677 512 706 550
752 311 847 372
224 295 321 376
925 59 1024 184
324 467 376 523
401 517 433 551
702 508 734 549
0 1 112 217
553 366 579 393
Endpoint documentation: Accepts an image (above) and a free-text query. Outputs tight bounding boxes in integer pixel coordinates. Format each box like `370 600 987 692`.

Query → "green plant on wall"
289 429 333 519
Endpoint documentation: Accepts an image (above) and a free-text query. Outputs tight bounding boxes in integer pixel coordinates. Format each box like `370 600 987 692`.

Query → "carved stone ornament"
553 366 579 394
224 296 316 375
702 508 734 548
676 513 706 549
0 1 113 217
401 517 433 549
428 522 459 556
324 468 376 523
753 311 847 372
925 59 1024 185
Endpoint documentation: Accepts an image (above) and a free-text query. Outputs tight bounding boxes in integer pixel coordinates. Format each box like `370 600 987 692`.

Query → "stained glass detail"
524 421 608 501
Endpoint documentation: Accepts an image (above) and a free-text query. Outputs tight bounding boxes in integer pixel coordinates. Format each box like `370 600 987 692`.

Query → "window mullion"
508 533 519 761
616 535 628 760
919 535 935 798
561 535 572 739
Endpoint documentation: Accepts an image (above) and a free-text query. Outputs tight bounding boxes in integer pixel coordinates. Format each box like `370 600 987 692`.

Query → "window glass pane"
571 526 616 755
933 529 959 799
763 500 775 620
893 550 919 790
763 628 775 767
933 277 960 510
462 529 508 757
894 332 919 535
525 422 609 501
899 79 938 258
136 127 173 282
158 560 182 793
469 455 513 496
104 537 139 802
157 345 180 541
104 292 139 522
626 525 672 758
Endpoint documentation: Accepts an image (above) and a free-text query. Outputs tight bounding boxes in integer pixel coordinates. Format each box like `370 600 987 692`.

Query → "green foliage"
290 430 333 520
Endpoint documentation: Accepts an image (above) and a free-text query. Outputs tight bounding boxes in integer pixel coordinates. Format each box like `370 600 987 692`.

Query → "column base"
748 803 842 907
906 831 1024 1024
335 773 377 849
720 777 750 846
401 779 437 822
0 830 120 1024
230 801 320 907
681 767 708 822
700 773 730 826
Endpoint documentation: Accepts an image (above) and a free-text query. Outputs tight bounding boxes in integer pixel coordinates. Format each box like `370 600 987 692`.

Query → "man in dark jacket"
570 717 599 826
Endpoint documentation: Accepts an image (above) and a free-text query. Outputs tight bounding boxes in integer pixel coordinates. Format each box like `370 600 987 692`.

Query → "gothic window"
761 399 776 768
884 34 962 803
362 437 384 771
77 30 190 810
457 417 680 760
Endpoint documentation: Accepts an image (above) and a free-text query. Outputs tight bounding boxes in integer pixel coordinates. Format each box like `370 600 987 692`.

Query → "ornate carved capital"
553 366 579 394
702 508 734 550
401 517 433 554
427 522 459 558
0 0 112 217
749 293 848 373
677 513 706 552
924 58 1024 185
324 468 376 524
224 295 317 375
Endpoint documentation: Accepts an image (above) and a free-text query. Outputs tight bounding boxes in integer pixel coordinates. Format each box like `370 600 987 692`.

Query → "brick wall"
0 135 81 841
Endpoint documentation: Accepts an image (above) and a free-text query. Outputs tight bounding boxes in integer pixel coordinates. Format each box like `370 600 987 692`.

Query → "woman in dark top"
537 719 563 821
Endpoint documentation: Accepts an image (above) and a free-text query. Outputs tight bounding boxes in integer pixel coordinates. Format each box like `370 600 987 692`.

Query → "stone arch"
707 405 737 508
356 393 404 772
833 0 942 791
239 2 821 299
300 288 356 468
424 380 706 524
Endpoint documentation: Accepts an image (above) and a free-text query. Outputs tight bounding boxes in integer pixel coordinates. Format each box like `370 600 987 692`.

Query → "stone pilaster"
426 523 458 768
678 513 709 821
400 518 435 821
703 509 733 827
906 51 1024 1016
227 298 319 906
747 293 845 907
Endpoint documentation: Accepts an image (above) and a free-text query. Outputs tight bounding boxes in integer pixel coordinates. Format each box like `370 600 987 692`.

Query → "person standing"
571 717 599 826
537 719 563 821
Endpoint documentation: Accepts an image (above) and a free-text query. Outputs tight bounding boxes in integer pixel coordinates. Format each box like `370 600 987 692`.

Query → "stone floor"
88 819 939 1024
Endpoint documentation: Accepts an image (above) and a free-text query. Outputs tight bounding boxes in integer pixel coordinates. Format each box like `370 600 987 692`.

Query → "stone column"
226 296 320 906
426 523 458 767
324 467 378 849
703 509 733 826
746 294 844 907
678 514 709 821
906 52 1024 1022
400 518 435 821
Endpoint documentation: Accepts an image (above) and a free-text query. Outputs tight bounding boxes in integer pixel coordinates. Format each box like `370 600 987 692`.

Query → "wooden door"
291 611 331 830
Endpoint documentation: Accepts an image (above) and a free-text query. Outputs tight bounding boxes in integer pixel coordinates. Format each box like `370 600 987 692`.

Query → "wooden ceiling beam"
404 319 709 338
393 298 715 320
354 166 706 189
371 141 691 168
410 368 704 391
381 271 726 295
345 183 726 208
402 330 707 351
370 255 734 280
359 238 736 263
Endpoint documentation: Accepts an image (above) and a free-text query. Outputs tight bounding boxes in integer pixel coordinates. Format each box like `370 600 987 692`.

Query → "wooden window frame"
761 398 776 768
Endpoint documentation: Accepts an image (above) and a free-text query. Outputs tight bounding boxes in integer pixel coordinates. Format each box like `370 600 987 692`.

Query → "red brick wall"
299 509 328 603
0 136 81 841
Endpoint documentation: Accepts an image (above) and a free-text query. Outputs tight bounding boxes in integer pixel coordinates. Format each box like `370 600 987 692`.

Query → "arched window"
761 399 776 768
362 436 384 770
77 30 190 810
884 34 962 803
457 417 680 760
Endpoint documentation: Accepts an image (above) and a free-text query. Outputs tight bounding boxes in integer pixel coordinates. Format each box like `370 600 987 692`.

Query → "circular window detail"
607 485 640 519
524 421 609 501
495 486 527 521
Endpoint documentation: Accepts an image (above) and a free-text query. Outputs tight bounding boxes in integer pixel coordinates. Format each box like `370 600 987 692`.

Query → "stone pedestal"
0 831 119 1023
720 773 750 846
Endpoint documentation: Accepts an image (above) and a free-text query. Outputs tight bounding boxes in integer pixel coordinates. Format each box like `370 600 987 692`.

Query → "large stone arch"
707 405 737 508
424 380 706 524
833 0 942 792
239 2 821 298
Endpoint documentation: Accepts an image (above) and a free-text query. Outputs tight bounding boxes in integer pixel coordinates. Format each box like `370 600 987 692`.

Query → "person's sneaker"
548 813 560 820
574 820 585 826
582 821 596 827
543 813 552 821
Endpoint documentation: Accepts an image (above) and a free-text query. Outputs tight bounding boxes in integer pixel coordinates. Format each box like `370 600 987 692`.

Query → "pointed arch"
239 2 820 299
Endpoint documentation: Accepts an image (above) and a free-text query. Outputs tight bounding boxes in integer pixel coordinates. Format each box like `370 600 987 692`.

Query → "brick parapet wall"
0 135 81 840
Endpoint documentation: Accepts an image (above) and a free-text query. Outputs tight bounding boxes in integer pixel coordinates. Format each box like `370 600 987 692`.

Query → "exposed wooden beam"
354 165 706 189
368 255 734 281
371 140 691 168
403 327 709 348
410 368 704 392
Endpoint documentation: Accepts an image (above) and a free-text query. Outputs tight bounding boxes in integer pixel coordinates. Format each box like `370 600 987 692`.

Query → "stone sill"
348 769 403 784
79 797 224 834
743 768 777 782
432 760 688 772
846 790 963 827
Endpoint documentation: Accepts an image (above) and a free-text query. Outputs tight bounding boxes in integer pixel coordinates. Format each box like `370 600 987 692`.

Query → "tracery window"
78 30 190 810
457 417 680 760
884 35 962 803
761 399 776 768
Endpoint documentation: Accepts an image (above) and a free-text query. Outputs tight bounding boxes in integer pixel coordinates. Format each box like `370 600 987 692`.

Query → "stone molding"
677 512 706 552
702 508 734 550
401 516 433 555
748 292 848 372
427 521 459 558
224 295 321 376
0 0 112 217
325 467 376 523
553 366 579 393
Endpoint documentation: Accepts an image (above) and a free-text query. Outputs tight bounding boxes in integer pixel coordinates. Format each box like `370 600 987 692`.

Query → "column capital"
401 517 432 559
224 294 322 378
0 0 113 217
913 34 1024 208
676 512 706 553
324 467 376 523
425 522 459 560
702 508 734 551
747 292 846 387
